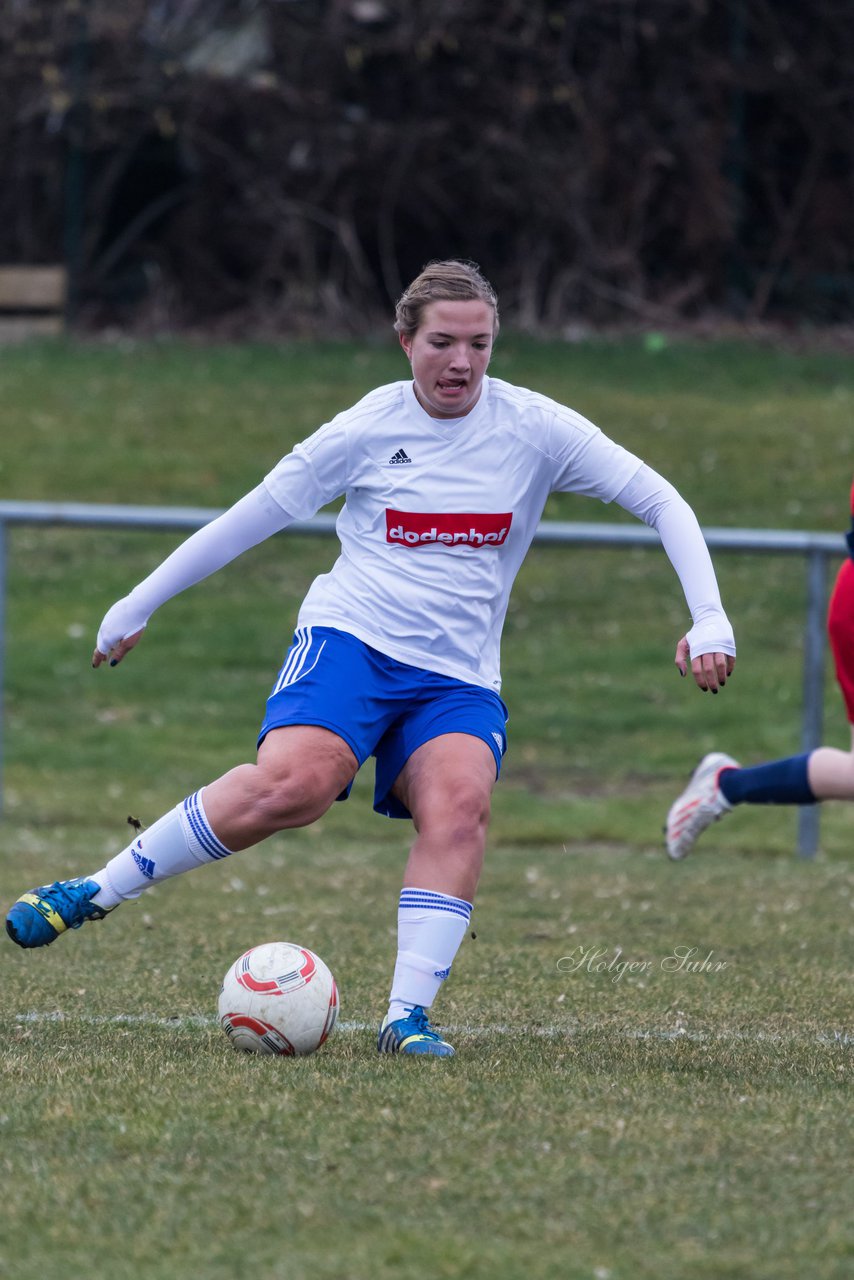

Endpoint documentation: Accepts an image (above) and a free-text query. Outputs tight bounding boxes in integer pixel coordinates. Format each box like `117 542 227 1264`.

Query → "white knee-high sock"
387 888 473 1020
90 789 235 909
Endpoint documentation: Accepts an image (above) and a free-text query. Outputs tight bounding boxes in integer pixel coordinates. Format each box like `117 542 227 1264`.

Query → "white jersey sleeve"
262 418 350 519
95 484 292 654
615 464 736 658
544 403 643 503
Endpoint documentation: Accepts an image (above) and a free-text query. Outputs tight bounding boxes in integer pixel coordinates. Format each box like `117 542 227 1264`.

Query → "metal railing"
0 499 845 856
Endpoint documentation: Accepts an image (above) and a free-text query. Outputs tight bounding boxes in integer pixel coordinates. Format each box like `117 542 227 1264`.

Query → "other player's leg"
665 752 739 860
666 561 854 860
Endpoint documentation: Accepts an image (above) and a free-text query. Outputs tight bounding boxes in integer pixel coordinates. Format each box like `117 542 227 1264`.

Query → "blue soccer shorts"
257 626 509 819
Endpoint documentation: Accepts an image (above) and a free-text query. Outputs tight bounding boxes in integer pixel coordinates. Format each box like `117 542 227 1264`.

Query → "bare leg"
201 724 358 848
90 724 357 905
807 726 854 800
379 733 498 1042
6 725 360 947
392 733 497 901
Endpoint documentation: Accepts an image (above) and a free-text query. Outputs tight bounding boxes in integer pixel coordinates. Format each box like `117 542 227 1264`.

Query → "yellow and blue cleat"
6 877 111 948
377 1005 455 1057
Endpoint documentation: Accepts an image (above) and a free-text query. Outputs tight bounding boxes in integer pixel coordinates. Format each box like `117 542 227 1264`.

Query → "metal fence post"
797 549 829 858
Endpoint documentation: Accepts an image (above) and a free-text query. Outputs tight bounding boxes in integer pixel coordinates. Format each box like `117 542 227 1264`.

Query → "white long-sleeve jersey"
97 375 735 690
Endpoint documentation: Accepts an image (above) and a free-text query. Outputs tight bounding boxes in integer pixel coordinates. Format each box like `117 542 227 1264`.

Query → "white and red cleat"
665 753 739 860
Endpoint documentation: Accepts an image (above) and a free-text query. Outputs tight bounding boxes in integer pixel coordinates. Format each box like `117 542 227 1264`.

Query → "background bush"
3 0 854 332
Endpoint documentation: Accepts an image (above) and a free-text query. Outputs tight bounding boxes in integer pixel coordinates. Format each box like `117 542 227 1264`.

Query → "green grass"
1 335 853 1279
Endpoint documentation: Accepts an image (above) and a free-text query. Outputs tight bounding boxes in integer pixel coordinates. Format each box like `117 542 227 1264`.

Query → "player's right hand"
674 634 735 693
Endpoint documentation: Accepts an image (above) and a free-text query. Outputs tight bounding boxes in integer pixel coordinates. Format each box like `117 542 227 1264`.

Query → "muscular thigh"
392 733 498 831
257 725 358 802
373 678 508 819
200 724 359 847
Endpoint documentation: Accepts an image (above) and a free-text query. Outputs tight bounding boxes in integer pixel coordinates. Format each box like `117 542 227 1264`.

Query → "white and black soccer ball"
218 941 339 1056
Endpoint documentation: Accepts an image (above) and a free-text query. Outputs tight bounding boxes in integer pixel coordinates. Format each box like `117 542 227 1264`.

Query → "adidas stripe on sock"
91 789 234 908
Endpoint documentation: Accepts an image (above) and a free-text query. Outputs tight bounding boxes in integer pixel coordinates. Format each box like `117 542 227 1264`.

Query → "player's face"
400 299 495 419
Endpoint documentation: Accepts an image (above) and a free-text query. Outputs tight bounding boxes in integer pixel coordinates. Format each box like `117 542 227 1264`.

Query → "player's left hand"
674 635 735 693
92 627 145 668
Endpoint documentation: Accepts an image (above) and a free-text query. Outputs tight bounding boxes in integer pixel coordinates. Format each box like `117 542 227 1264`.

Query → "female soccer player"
666 477 854 859
7 260 736 1055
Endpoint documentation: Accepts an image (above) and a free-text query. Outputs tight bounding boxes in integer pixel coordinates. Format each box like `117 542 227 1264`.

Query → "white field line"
13 1010 853 1046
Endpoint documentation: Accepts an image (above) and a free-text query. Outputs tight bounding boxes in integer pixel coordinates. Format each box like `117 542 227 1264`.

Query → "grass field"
1 335 852 1279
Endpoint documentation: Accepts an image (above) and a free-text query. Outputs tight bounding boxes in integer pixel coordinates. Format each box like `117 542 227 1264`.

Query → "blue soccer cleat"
377 1004 455 1057
6 877 112 948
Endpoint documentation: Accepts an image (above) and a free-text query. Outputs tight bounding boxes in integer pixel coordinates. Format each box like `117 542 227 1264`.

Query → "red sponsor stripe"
386 509 512 549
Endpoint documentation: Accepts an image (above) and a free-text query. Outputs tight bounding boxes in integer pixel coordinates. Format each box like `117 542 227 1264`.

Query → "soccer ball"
218 941 339 1056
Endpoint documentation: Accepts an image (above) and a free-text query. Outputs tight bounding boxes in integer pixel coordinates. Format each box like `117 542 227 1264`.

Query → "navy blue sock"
718 754 817 806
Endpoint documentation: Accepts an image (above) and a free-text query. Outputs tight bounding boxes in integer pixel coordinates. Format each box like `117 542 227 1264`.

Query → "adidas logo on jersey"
388 448 412 465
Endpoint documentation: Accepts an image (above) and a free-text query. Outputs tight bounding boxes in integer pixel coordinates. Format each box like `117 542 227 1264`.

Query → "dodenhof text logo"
386 509 513 549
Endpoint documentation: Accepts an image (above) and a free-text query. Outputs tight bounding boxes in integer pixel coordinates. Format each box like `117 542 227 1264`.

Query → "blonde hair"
394 260 499 338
